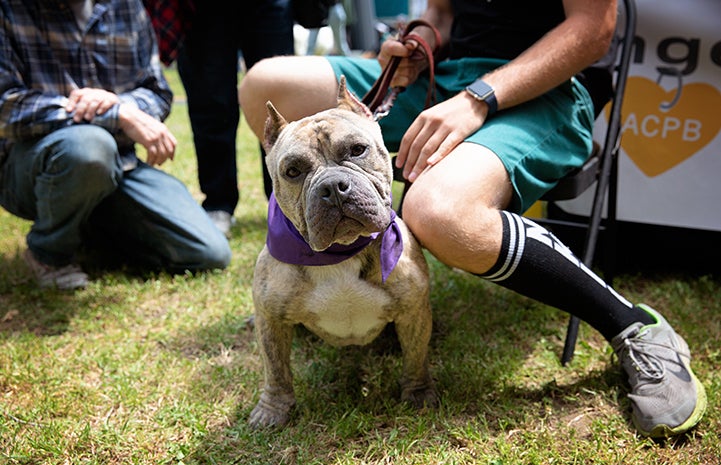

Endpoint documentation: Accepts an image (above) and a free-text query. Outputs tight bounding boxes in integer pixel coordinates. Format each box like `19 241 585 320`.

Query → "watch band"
465 79 498 116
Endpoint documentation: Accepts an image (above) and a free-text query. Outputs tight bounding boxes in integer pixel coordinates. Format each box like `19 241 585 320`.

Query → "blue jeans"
0 125 231 271
177 0 294 211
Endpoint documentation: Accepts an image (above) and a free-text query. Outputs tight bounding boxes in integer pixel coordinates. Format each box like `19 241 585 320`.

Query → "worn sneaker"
23 249 88 290
611 304 706 438
207 210 236 238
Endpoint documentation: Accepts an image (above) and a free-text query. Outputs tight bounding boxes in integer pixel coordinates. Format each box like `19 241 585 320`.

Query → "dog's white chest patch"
302 261 391 345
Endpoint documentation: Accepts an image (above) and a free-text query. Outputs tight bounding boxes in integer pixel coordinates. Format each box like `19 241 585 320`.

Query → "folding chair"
536 0 637 365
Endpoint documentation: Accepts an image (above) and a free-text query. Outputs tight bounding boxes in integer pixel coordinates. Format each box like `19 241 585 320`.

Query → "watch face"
469 80 493 99
466 80 498 115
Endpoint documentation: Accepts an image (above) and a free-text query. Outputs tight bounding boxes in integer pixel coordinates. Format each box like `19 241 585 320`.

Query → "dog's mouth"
305 199 390 251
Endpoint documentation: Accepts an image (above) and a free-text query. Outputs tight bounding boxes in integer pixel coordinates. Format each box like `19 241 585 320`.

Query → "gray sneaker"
207 210 236 239
23 249 88 290
612 304 706 437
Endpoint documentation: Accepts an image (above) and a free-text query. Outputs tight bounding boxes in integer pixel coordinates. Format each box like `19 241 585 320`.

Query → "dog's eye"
349 144 367 157
285 166 302 179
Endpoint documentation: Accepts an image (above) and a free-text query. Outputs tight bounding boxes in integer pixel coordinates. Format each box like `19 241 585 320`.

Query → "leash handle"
362 19 442 118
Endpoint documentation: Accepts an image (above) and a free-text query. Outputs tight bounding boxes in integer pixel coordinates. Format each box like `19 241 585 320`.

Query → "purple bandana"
266 193 403 282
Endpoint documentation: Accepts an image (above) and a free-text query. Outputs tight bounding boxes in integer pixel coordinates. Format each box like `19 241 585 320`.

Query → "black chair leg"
561 315 581 366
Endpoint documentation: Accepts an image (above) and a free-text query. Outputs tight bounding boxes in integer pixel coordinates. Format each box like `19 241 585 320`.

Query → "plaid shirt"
143 0 194 66
0 0 173 165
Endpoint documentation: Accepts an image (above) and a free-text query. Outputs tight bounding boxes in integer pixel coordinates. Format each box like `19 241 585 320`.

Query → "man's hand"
377 36 430 89
396 91 490 182
118 104 177 166
66 88 120 122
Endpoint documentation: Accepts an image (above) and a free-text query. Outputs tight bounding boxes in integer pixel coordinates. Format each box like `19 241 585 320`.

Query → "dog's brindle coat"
249 77 437 429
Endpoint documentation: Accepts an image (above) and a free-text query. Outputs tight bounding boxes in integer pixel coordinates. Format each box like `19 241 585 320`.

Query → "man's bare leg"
239 56 340 140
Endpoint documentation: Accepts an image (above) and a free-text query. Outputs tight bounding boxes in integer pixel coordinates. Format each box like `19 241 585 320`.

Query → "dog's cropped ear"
336 75 373 120
263 101 288 152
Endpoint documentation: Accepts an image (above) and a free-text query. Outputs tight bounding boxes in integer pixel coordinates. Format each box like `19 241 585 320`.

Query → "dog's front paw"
249 403 290 429
401 384 439 409
248 392 296 429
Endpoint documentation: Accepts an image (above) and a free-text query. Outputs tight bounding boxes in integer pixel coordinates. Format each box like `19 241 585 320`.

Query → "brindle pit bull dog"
249 77 438 429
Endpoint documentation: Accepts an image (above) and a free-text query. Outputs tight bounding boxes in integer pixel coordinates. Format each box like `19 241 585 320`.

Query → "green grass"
1 68 719 464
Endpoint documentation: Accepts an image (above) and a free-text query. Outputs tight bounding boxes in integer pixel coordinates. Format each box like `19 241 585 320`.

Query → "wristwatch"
465 79 498 116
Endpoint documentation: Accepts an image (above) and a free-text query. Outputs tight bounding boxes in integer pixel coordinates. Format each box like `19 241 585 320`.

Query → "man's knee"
238 57 286 112
239 56 338 135
52 126 120 179
401 182 454 246
43 126 121 197
401 179 503 270
239 57 284 137
202 237 232 270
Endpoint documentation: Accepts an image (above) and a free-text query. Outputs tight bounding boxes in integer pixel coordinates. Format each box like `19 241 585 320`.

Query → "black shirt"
449 0 565 60
448 0 612 115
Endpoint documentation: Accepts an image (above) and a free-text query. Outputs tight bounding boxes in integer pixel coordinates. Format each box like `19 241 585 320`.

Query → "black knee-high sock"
478 211 654 341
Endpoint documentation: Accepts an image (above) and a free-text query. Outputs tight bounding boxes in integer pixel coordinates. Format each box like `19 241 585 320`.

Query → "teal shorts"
327 56 595 214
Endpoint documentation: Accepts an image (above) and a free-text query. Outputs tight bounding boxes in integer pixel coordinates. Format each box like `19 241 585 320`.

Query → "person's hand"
377 35 430 88
117 104 177 166
66 88 120 123
395 91 490 182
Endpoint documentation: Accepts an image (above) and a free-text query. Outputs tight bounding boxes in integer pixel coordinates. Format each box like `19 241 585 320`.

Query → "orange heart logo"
609 77 721 177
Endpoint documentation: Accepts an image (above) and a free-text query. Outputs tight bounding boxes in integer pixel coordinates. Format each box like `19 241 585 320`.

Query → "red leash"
362 19 442 120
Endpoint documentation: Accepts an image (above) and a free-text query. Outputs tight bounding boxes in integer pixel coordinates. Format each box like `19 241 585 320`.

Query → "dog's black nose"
320 178 352 206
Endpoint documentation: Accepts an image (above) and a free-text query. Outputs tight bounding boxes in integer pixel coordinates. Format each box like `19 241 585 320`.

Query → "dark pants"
177 0 294 212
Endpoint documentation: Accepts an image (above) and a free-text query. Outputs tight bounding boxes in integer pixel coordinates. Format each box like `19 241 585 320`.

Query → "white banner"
559 0 721 232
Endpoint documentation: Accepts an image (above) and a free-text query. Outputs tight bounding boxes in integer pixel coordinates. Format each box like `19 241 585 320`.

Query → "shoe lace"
619 329 690 381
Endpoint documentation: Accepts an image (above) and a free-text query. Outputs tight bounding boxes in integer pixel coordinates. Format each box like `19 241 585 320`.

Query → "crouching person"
0 0 231 289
